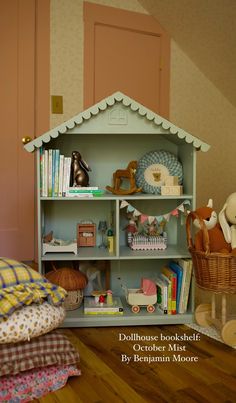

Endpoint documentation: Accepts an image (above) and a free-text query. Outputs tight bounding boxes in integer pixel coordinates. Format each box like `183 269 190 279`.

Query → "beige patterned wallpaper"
50 0 148 128
50 0 236 212
170 42 236 212
50 0 236 307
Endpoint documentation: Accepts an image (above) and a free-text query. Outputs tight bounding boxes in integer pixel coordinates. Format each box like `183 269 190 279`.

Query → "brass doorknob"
22 136 32 145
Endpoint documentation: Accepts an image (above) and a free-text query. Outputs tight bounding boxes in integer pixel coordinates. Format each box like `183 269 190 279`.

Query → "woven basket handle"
186 211 210 253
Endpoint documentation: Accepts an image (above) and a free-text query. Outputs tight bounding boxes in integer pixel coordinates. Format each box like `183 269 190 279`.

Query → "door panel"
0 0 49 260
84 2 170 116
94 24 161 112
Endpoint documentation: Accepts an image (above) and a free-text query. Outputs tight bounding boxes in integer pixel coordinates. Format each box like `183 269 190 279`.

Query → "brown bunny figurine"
70 151 91 187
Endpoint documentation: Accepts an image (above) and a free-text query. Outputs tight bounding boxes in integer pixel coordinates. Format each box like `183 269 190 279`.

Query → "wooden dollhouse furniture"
24 91 210 328
77 223 96 247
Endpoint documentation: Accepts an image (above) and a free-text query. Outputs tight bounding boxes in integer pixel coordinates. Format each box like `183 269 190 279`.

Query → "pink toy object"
124 278 157 313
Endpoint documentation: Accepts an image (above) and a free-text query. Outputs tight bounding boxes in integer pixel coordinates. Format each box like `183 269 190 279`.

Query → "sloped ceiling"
138 0 236 108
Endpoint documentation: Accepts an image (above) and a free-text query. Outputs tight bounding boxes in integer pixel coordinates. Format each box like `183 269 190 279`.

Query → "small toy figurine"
106 160 142 195
99 294 105 304
70 150 91 187
125 217 138 234
148 220 158 236
106 290 113 305
124 214 138 245
91 290 106 304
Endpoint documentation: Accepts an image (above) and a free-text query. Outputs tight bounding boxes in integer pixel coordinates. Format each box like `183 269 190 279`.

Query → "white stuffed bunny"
219 192 236 253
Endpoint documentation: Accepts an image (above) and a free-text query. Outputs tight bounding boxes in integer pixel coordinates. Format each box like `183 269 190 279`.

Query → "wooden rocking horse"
106 160 142 195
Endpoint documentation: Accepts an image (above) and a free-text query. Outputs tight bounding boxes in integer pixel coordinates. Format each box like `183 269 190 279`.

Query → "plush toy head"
193 199 231 253
193 199 217 230
219 192 236 244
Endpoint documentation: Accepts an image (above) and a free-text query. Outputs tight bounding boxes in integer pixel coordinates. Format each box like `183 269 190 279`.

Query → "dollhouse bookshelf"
24 92 210 327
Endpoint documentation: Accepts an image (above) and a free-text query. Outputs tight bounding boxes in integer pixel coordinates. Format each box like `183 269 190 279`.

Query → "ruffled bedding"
0 330 80 377
0 259 80 402
0 364 81 402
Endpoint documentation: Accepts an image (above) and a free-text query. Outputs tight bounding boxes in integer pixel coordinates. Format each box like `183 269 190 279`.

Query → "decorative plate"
135 150 183 194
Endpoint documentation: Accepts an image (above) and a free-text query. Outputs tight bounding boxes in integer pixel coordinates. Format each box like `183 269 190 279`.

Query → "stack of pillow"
0 257 81 402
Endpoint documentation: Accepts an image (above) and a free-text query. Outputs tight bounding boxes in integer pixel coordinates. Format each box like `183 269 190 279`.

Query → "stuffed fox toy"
193 199 231 253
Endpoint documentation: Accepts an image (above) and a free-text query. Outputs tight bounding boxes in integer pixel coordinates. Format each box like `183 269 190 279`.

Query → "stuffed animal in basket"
192 199 231 253
219 192 236 255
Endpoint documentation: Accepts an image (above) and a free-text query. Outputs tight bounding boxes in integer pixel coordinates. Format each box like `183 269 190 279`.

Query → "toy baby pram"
186 212 236 347
124 278 157 313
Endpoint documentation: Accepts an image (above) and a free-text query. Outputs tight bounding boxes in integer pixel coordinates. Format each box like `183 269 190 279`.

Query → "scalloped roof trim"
24 91 210 153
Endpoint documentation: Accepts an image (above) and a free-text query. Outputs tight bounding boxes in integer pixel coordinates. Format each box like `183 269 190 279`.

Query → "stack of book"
155 259 192 315
66 187 105 198
40 148 104 198
40 148 71 197
84 297 124 315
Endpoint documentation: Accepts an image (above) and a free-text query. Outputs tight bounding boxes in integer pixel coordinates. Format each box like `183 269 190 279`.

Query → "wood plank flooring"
32 325 236 403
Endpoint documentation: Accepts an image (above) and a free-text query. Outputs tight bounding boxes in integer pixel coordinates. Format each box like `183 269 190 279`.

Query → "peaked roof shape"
24 91 210 153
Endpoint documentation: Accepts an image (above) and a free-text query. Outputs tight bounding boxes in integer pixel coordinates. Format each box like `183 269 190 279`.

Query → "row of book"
156 258 192 315
83 259 192 316
40 148 105 198
40 148 71 197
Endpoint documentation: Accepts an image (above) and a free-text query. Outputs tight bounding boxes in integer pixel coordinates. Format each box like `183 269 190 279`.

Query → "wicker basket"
64 290 83 310
46 263 88 310
186 211 236 293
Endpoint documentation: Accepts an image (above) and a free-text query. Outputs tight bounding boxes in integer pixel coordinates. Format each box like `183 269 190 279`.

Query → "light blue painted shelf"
24 92 210 328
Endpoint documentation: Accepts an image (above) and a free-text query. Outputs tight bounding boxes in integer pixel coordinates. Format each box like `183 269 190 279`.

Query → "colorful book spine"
68 193 94 198
44 149 48 197
51 150 55 196
66 189 104 197
53 149 60 196
84 310 123 315
58 155 64 197
40 147 43 196
161 266 177 315
62 157 72 196
48 149 53 197
160 274 172 314
169 261 183 313
177 259 192 314
68 187 98 191
155 277 168 314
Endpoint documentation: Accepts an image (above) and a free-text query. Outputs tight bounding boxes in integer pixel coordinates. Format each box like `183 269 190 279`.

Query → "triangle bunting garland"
120 199 190 225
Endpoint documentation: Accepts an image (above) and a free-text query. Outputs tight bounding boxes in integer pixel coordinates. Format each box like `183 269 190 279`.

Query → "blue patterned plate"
135 150 183 194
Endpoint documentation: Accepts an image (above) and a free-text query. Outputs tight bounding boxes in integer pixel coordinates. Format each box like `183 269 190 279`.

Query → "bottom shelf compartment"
43 258 194 328
61 297 194 328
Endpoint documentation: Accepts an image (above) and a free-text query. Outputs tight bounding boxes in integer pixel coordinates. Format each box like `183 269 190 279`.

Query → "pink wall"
0 0 50 260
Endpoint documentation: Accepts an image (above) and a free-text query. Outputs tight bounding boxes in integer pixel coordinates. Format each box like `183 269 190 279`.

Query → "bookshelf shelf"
62 298 194 328
119 245 191 260
40 193 194 201
41 247 117 261
24 92 210 328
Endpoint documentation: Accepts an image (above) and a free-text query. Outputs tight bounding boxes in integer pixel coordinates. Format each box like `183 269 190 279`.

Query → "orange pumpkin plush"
193 199 231 253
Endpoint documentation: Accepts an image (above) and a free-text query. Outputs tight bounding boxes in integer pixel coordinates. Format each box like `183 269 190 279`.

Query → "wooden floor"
32 324 236 403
